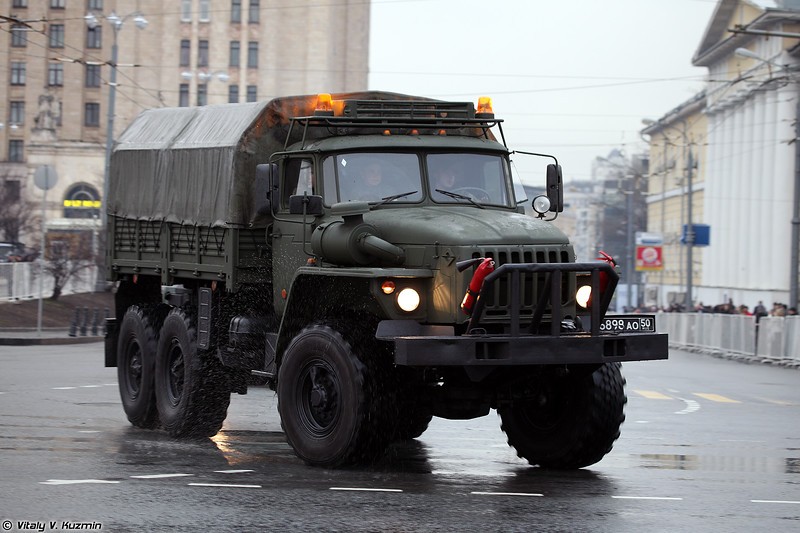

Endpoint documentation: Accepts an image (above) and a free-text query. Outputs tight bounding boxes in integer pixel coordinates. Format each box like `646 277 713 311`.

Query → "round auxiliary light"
381 280 396 295
397 288 420 312
532 195 551 215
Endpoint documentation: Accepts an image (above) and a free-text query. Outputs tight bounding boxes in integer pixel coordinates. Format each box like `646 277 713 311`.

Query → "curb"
0 335 104 346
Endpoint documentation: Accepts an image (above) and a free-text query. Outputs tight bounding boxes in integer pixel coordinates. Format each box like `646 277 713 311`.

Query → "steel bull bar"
380 261 669 367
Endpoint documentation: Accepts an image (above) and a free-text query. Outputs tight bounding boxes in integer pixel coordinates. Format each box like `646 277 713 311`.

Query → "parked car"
0 242 37 262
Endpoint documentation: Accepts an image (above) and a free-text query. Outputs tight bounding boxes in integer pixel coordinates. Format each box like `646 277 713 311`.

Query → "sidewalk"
0 328 104 346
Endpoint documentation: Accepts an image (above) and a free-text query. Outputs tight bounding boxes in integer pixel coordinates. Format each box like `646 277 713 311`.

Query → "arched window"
63 183 100 219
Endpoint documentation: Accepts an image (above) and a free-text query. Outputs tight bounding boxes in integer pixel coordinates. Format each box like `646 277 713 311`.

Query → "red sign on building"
636 245 663 271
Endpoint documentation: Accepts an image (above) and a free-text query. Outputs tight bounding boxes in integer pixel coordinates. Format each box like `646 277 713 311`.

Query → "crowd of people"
624 299 798 318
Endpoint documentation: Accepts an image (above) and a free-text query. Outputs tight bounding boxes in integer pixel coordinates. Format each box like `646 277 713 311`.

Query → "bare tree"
44 231 95 300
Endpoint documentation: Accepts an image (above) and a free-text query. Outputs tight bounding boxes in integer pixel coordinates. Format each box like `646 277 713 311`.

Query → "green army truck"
104 91 668 468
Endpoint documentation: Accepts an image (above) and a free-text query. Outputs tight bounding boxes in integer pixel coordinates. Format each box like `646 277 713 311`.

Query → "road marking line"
188 483 261 489
751 500 800 504
214 469 255 474
693 393 740 403
674 398 700 415
52 387 76 390
130 473 194 479
612 496 683 501
78 430 100 434
330 487 403 493
471 491 543 497
79 385 102 388
40 479 121 485
755 397 795 406
633 390 673 400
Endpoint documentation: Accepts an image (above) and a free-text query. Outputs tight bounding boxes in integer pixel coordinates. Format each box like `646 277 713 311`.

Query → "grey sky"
368 0 718 184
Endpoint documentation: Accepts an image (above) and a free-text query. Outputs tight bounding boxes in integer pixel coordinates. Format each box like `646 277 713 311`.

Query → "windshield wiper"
435 189 485 209
373 190 419 207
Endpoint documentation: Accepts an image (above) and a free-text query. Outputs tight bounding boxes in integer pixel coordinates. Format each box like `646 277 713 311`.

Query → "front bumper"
389 330 668 367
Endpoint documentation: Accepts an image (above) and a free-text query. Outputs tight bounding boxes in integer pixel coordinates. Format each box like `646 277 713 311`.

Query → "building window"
50 0 65 8
48 63 64 86
180 40 190 67
88 0 103 9
181 0 192 22
229 41 240 67
9 102 24 126
179 84 189 107
12 1 28 8
84 103 100 127
10 62 26 85
199 0 210 21
63 183 101 219
11 26 27 47
246 85 257 102
231 0 241 23
197 84 208 106
247 42 258 68
9 140 24 162
4 180 21 203
228 84 238 103
198 40 209 67
249 0 260 23
49 24 65 48
87 25 102 48
85 64 101 87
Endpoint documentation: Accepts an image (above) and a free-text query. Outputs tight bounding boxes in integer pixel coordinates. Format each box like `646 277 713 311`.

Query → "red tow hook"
460 257 495 316
597 250 616 295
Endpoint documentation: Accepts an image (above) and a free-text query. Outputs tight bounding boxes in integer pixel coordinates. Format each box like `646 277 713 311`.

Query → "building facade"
642 0 800 311
0 0 370 249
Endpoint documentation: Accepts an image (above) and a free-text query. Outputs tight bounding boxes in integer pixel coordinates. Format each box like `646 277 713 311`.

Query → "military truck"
104 91 668 468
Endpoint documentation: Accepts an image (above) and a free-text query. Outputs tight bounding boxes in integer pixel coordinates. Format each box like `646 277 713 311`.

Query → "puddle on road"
634 453 800 474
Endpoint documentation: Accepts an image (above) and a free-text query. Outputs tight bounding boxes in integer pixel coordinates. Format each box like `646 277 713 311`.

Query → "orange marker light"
314 93 334 116
381 280 396 295
281 288 288 299
477 96 493 114
383 129 392 136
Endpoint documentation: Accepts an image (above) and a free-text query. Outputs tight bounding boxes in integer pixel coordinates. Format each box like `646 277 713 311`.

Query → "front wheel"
277 324 383 467
154 309 231 438
498 363 627 469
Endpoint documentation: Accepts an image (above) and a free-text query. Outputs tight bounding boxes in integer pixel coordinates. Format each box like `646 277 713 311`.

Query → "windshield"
321 151 513 207
323 153 423 204
428 153 513 207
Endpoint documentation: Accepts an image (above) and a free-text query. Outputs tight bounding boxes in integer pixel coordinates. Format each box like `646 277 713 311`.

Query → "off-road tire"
498 363 627 469
277 324 388 467
155 309 231 438
117 306 159 429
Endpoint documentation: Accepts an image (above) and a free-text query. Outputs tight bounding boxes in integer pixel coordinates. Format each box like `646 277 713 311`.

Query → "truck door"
272 157 316 314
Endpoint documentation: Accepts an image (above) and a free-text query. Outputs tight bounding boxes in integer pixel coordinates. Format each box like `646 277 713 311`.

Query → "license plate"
600 315 656 333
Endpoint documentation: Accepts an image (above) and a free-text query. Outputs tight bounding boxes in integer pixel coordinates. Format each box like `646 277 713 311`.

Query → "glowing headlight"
397 288 420 312
532 195 551 215
576 285 592 308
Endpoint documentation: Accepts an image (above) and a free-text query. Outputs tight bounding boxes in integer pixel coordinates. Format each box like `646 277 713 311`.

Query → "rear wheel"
278 324 388 466
155 309 231 438
117 306 159 429
498 363 627 469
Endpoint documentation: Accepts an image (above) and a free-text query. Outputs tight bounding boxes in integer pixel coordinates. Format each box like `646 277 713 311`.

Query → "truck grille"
470 246 572 320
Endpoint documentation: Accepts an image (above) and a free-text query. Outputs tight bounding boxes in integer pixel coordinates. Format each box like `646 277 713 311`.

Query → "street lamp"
181 70 231 83
84 11 147 291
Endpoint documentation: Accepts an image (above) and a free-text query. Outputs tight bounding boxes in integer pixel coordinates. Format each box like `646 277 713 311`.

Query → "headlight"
576 285 592 308
397 288 420 312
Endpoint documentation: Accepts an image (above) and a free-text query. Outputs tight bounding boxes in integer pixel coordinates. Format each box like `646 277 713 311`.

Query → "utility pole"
686 149 694 310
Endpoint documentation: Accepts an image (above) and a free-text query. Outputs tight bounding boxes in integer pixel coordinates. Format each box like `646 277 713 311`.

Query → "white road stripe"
330 487 403 493
674 398 700 415
130 473 194 479
214 469 255 474
751 499 800 504
612 496 683 501
189 483 261 489
40 479 120 485
471 491 543 497
52 387 76 390
79 385 102 388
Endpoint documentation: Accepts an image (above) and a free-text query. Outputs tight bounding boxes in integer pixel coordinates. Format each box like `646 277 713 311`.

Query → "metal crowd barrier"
658 312 800 367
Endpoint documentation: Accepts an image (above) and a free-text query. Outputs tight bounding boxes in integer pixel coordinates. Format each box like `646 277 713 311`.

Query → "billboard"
636 245 663 271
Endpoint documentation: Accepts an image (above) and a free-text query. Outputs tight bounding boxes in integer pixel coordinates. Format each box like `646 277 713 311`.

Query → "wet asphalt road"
0 343 798 532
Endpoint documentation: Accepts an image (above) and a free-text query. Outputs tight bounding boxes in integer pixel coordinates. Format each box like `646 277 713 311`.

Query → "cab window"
282 158 315 208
